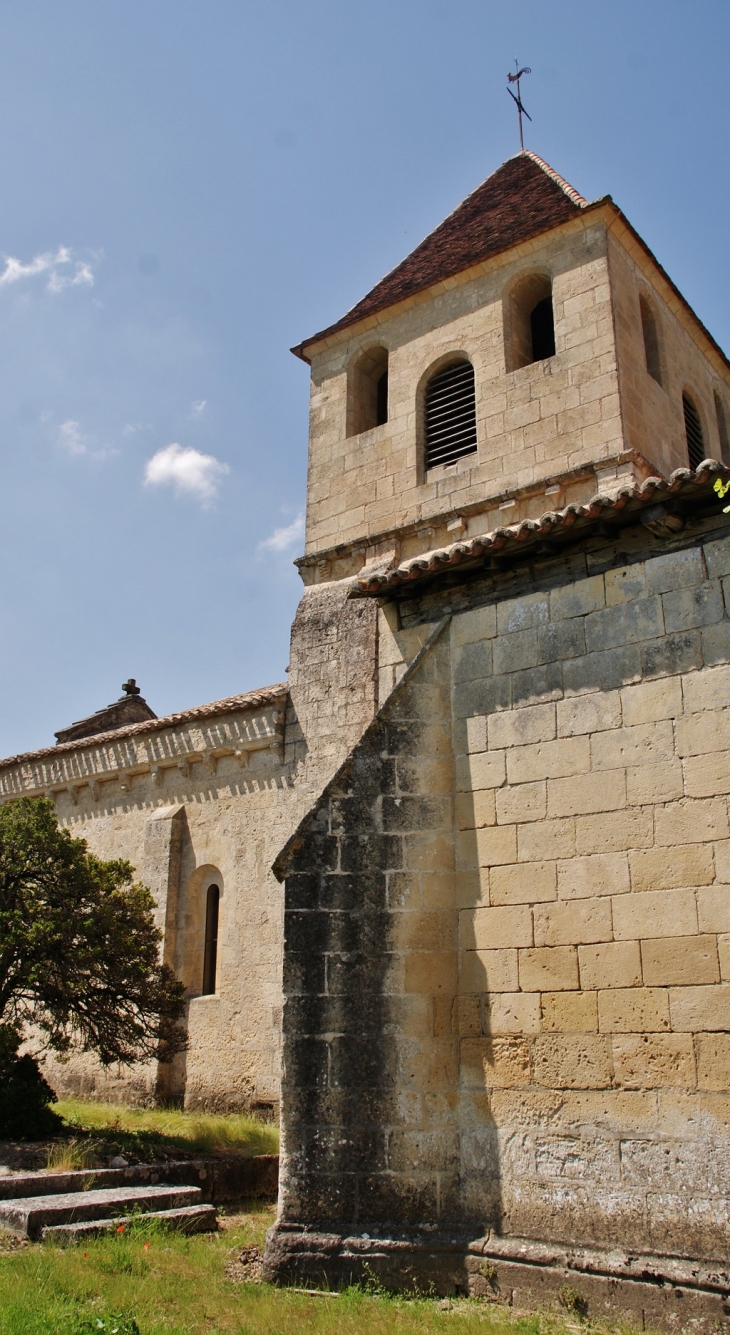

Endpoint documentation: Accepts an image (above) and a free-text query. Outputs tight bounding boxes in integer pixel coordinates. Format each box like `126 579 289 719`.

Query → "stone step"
0 1153 279 1206
0 1183 202 1239
42 1202 218 1243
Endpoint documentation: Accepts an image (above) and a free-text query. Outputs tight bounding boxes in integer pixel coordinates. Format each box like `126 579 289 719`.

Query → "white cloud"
0 246 95 294
190 399 207 417
258 513 305 553
143 443 229 506
57 419 87 456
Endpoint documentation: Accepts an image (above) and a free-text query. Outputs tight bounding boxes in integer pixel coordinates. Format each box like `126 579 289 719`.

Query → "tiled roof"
354 461 730 596
292 152 588 359
0 683 288 772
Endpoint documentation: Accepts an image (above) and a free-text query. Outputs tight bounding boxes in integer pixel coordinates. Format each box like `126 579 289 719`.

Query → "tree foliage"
0 797 186 1079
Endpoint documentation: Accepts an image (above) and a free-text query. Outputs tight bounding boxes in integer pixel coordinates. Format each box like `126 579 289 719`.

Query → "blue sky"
0 1 728 756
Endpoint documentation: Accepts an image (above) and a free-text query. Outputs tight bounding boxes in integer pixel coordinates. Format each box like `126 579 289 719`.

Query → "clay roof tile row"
353 461 730 597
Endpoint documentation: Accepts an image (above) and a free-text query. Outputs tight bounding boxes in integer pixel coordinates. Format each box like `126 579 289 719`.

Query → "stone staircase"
0 1166 218 1242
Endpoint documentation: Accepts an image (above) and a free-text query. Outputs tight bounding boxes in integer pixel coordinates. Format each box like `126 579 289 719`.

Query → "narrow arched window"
424 360 477 470
683 393 705 470
504 274 555 371
640 295 662 385
347 346 388 436
715 392 730 465
202 884 220 995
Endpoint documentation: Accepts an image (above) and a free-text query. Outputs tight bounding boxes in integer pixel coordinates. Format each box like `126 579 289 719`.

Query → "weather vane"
507 60 532 150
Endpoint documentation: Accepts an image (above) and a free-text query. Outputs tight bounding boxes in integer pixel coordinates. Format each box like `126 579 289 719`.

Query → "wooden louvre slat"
425 361 477 468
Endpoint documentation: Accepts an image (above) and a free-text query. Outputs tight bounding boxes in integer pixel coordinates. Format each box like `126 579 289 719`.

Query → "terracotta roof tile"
292 152 588 359
0 682 288 771
353 461 730 596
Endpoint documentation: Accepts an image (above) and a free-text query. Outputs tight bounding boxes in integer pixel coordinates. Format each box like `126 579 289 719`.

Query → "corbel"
150 765 164 788
119 772 132 794
177 758 191 779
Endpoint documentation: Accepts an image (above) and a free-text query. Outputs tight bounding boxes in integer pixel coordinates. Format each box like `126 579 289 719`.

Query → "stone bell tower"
269 151 730 1325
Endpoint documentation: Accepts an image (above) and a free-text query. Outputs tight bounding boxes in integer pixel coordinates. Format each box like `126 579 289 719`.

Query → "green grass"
0 1206 631 1335
52 1100 279 1162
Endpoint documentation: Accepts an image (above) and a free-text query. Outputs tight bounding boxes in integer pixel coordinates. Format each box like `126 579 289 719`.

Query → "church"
5 150 730 1320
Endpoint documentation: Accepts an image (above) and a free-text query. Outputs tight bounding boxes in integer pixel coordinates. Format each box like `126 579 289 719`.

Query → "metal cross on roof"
507 60 532 150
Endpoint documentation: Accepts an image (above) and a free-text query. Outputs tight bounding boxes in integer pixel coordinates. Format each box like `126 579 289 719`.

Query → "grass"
51 1100 279 1163
0 1205 633 1335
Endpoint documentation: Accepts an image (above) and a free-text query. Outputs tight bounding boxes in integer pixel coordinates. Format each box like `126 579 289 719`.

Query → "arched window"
504 273 556 372
424 360 477 470
640 294 662 385
715 391 730 465
347 346 388 436
683 393 705 470
202 884 220 995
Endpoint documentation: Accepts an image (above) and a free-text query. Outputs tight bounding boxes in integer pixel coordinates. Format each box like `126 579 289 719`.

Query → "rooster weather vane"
507 61 532 149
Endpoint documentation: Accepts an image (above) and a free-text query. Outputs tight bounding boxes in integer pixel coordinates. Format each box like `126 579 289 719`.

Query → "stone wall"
1 695 292 1111
268 508 730 1290
301 206 730 573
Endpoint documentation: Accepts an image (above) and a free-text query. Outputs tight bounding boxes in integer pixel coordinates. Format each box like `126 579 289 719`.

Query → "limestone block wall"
608 230 730 479
304 213 624 557
274 509 730 1265
0 697 292 1111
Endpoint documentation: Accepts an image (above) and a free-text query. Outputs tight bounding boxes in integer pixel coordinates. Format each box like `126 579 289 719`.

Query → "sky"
0 0 728 757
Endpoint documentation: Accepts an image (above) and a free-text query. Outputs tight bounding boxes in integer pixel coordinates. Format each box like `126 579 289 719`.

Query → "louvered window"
715 392 730 465
424 361 477 469
683 393 705 470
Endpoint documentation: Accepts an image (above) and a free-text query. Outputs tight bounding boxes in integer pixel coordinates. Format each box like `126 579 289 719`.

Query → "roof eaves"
0 683 289 772
352 461 730 597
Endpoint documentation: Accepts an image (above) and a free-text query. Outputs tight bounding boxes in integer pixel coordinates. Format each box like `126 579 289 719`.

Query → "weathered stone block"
518 817 576 862
557 690 622 738
460 904 533 950
484 992 541 1035
488 702 556 750
597 987 670 1032
591 719 674 771
456 749 506 792
697 885 730 934
557 851 630 899
641 935 719 986
612 1034 696 1089
460 1036 531 1089
511 661 564 708
548 769 626 818
519 946 579 992
534 896 612 947
626 762 685 805
460 948 518 994
507 735 590 785
683 749 730 799
532 1034 612 1089
662 582 724 634
669 983 730 1031
563 644 642 696
455 789 496 831
584 597 664 653
654 798 729 846
641 631 702 679
403 952 457 995
537 620 585 665
629 844 714 893
702 616 730 665
645 546 705 595
497 591 550 635
541 990 598 1032
473 824 517 867
490 859 556 905
549 574 605 621
495 781 547 826
453 604 498 646
579 941 642 990
493 628 540 676
604 563 647 606
681 662 730 714
576 807 653 855
675 708 730 757
614 887 698 940
620 675 683 726
696 1032 730 1090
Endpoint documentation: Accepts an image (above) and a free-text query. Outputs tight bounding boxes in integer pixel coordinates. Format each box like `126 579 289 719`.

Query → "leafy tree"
0 797 186 1136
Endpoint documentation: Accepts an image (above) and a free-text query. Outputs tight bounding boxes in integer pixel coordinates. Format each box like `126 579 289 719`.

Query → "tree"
0 797 186 1136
